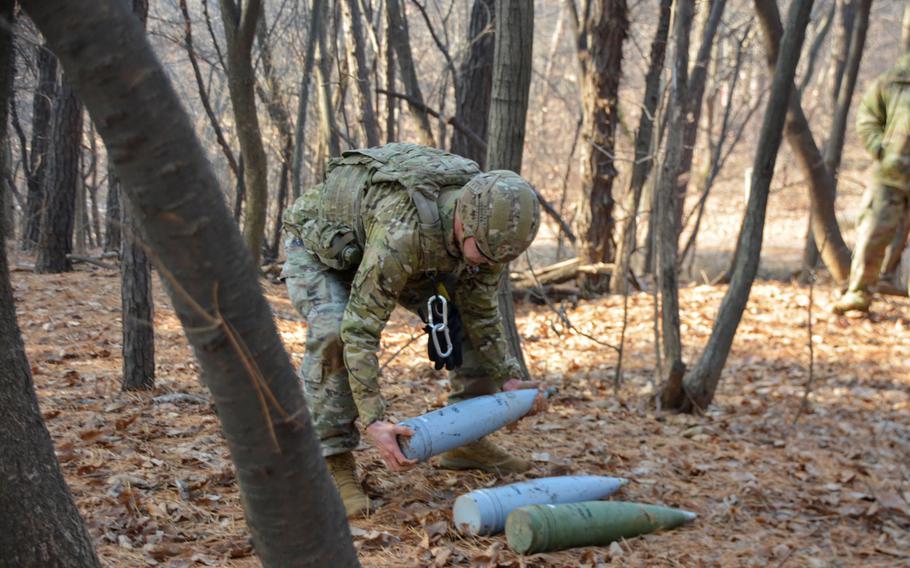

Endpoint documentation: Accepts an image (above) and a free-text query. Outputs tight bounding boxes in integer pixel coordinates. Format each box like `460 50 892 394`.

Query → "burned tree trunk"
451 0 494 166
22 0 357 564
665 0 814 412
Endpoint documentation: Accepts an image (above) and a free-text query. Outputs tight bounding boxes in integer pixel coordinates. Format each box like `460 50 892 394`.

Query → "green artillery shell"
505 501 697 554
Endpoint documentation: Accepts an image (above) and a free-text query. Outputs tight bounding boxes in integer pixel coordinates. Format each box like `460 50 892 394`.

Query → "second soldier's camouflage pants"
283 239 499 457
846 181 910 295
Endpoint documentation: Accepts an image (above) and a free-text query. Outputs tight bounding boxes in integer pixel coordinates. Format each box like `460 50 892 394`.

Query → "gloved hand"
420 297 463 371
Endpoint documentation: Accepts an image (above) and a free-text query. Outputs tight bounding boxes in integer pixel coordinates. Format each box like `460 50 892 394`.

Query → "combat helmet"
456 170 541 263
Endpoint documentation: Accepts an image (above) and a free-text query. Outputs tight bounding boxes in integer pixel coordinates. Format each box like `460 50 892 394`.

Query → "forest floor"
8 249 910 567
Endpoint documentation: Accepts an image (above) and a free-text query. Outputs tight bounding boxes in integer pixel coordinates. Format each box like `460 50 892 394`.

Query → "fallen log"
510 258 613 289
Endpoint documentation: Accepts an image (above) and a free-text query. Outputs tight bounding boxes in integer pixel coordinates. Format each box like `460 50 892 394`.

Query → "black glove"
420 297 463 371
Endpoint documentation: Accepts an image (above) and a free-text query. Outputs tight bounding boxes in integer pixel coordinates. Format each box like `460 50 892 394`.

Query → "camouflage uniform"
282 144 525 457
840 54 910 308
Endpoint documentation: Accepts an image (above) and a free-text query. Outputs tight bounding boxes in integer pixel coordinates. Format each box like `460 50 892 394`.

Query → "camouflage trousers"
283 239 498 457
846 182 910 295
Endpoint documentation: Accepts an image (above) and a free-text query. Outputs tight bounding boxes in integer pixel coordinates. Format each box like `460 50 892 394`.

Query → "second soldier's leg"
846 183 905 294
284 243 360 457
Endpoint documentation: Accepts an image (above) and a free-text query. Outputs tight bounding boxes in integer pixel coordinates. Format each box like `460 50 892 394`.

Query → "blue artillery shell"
397 389 539 462
453 476 628 535
505 501 697 554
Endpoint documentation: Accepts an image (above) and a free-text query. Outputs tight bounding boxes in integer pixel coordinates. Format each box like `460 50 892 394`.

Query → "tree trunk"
654 0 694 403
486 0 533 381
22 1 358 564
343 0 380 147
315 20 341 156
36 81 83 274
611 0 672 295
451 0 495 166
0 3 100 562
386 0 434 146
0 3 11 241
291 0 324 199
674 0 726 232
570 0 629 294
104 166 121 253
120 0 155 392
384 18 397 143
22 44 57 251
221 0 269 266
754 0 851 282
902 0 910 53
667 0 813 412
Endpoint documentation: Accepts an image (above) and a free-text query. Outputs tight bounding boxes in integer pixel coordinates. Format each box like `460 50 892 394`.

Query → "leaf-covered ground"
7 255 910 567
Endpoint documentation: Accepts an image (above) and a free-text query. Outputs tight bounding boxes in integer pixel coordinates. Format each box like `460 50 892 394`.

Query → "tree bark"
611 0 672 295
343 0 380 147
36 81 82 274
668 0 814 412
22 44 57 251
21 1 358 564
674 0 726 232
654 0 694 403
754 0 851 282
386 0 435 145
570 0 629 294
451 0 495 167
0 4 100 563
486 0 534 381
0 1 11 241
220 0 269 265
104 167 121 253
315 18 341 157
120 0 155 392
291 0 324 199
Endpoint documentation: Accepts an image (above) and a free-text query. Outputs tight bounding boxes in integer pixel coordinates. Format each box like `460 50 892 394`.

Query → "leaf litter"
9 261 910 567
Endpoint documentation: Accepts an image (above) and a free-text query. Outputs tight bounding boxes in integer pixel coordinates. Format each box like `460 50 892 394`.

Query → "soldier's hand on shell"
501 379 549 416
366 421 417 472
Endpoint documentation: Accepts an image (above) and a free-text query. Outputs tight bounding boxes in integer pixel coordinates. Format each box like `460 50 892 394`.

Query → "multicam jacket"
856 53 910 191
283 144 522 425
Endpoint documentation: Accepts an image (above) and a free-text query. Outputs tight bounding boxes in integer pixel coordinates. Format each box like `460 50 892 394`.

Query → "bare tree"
386 0 434 145
291 0 324 199
120 0 155 392
611 0 672 295
21 44 57 251
315 10 341 158
35 81 82 274
568 0 629 294
654 0 694 401
0 3 101 564
487 0 533 380
663 0 814 412
220 0 269 265
343 0 380 147
903 1 910 52
451 0 494 166
22 0 360 565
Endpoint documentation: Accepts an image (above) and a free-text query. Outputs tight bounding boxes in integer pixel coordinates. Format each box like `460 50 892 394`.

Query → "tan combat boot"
325 452 370 517
833 290 871 314
438 438 531 475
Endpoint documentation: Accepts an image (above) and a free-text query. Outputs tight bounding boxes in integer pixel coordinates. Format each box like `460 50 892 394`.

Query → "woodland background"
2 0 910 566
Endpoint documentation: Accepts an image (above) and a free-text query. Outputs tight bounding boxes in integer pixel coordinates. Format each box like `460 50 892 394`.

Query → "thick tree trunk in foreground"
121 0 155 392
386 0 434 146
221 0 269 266
571 0 629 294
451 0 495 166
487 0 533 381
21 1 358 565
655 0 694 403
754 0 851 282
665 0 814 412
0 4 100 562
22 45 57 251
36 82 82 274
